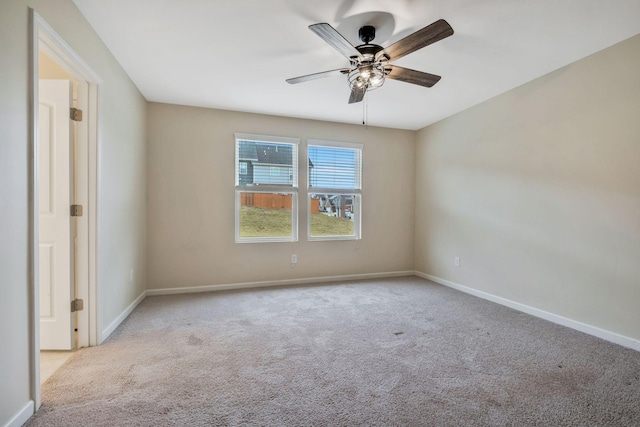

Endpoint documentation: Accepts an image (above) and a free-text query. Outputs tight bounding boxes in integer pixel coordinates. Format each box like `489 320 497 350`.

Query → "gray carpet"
28 277 640 426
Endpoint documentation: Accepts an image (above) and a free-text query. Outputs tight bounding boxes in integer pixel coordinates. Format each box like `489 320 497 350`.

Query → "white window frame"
307 139 362 241
235 133 299 243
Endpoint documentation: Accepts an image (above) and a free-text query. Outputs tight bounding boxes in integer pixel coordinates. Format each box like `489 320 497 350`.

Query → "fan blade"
386 66 441 87
286 68 350 84
377 19 453 62
309 23 363 60
348 87 366 104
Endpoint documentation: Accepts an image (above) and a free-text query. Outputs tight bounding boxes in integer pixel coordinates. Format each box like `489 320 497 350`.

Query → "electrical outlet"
291 254 297 264
454 257 460 267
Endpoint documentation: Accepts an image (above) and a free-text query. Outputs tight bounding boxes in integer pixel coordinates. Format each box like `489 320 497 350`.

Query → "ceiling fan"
286 19 454 104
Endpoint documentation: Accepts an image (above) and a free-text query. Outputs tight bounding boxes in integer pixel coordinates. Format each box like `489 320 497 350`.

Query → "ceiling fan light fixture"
369 68 385 87
360 65 372 79
348 63 385 92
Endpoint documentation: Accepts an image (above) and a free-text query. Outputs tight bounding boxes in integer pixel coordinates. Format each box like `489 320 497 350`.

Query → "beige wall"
0 1 32 421
0 0 147 423
147 104 415 289
415 34 640 341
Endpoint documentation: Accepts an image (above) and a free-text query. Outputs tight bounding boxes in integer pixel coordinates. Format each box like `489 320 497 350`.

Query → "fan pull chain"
362 95 369 127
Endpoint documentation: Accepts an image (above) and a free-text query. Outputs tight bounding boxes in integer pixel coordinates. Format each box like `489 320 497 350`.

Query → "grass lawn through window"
240 206 353 238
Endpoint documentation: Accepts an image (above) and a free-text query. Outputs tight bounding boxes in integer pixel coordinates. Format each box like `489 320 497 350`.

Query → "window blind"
307 142 362 193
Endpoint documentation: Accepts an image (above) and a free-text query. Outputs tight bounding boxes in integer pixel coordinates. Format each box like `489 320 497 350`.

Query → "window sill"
307 235 359 242
235 237 298 244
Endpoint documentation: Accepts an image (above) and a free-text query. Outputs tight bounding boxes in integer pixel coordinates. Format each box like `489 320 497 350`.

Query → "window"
307 140 362 240
235 133 299 242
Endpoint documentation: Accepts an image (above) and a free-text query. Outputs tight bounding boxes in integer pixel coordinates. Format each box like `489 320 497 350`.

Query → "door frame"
29 9 101 409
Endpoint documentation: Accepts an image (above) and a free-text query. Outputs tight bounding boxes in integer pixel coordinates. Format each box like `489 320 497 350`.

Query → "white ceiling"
72 0 640 131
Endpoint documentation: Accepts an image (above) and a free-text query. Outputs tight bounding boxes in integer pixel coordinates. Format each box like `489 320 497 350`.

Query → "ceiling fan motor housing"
359 25 376 44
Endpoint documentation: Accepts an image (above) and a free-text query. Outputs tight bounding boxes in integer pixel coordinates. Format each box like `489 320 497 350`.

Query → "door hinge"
71 298 84 312
70 107 83 122
70 204 83 217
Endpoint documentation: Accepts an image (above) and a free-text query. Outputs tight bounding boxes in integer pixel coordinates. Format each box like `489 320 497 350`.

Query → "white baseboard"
147 270 415 296
4 400 34 427
99 290 147 343
415 271 640 352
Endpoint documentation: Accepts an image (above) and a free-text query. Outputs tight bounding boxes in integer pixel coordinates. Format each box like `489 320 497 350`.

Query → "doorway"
30 10 101 409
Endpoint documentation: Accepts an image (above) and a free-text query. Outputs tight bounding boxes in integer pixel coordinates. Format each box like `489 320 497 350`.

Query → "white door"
39 79 75 350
